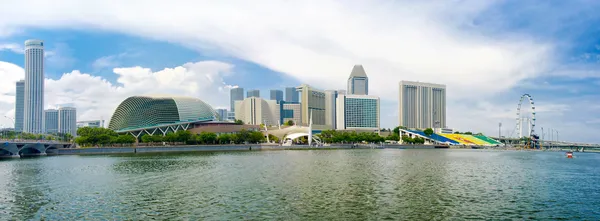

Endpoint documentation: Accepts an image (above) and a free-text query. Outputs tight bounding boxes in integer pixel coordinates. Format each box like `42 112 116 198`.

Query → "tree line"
74 127 267 147
0 130 73 141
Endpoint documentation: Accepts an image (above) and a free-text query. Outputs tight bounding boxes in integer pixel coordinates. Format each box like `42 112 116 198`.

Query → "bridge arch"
18 144 46 156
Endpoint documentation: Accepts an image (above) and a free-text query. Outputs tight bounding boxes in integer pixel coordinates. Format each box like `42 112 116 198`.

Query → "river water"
0 149 598 220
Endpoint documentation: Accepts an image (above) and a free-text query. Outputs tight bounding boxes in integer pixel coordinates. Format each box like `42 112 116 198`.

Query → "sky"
0 0 599 143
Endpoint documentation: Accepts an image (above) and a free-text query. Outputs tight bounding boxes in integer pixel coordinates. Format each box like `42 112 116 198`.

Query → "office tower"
347 64 368 95
285 87 299 102
15 80 24 132
58 107 77 136
247 89 260 98
216 109 228 121
230 87 244 112
270 89 283 102
336 95 380 130
324 90 337 129
297 84 328 128
23 39 45 134
234 97 279 126
44 109 59 134
398 81 446 129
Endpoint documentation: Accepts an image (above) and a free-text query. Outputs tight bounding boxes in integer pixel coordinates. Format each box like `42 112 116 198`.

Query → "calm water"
0 149 599 220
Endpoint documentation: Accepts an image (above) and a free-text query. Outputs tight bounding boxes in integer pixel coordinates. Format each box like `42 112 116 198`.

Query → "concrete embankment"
55 144 450 155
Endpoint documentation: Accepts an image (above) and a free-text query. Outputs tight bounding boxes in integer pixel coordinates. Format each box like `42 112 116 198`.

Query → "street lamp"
4 116 17 140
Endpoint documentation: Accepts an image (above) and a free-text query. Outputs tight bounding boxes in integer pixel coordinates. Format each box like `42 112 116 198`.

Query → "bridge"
0 140 74 158
492 137 600 151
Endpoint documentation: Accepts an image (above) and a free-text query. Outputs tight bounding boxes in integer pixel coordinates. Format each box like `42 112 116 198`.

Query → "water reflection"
0 149 599 220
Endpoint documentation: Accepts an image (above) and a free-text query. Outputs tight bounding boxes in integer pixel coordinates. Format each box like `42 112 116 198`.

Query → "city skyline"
1 1 600 142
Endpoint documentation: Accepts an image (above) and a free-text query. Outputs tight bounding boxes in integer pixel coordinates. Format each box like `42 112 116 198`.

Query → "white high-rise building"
15 80 25 132
23 39 45 134
398 81 446 129
58 107 77 136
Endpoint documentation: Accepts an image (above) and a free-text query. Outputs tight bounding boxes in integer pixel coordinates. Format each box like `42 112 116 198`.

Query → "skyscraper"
230 87 244 112
44 109 59 134
285 87 299 102
58 107 77 136
216 108 228 121
324 90 337 129
23 39 45 134
270 89 283 102
398 81 446 129
347 64 368 95
15 80 24 132
336 95 380 130
247 89 260 98
297 84 327 128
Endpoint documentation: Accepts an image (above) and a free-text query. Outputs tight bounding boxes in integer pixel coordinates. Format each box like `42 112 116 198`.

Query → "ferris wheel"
516 94 536 138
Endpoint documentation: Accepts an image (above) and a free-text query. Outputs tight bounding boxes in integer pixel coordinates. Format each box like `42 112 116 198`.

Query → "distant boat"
566 152 573 158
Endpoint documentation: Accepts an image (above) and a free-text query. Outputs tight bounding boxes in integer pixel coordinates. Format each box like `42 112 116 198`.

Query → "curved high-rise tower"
23 39 44 134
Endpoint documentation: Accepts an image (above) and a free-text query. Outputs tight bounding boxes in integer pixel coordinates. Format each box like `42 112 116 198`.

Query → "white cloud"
0 60 235 127
1 1 597 141
92 52 134 70
0 43 23 54
0 0 553 99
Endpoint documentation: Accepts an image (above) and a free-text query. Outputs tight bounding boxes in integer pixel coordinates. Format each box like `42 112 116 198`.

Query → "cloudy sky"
0 0 599 143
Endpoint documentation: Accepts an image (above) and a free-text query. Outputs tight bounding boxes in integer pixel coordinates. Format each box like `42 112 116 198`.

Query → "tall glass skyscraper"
230 87 244 112
247 89 260 98
270 89 283 102
285 87 299 102
347 64 368 95
15 80 25 132
23 39 45 134
398 81 446 129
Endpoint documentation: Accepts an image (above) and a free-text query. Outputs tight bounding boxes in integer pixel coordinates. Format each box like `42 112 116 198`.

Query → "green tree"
175 130 192 143
199 132 217 144
268 134 280 143
286 120 294 126
234 119 244 125
218 134 232 144
248 131 265 143
464 131 473 135
424 128 434 136
164 133 177 144
141 134 153 143
401 135 413 144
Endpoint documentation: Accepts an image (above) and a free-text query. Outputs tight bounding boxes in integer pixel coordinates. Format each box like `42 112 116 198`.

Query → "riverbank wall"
55 144 444 155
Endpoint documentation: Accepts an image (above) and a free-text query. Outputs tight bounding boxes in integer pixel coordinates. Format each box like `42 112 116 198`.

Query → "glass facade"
285 87 299 103
230 88 244 112
270 89 283 102
109 96 218 131
247 89 260 98
15 80 24 132
344 97 379 128
44 109 59 134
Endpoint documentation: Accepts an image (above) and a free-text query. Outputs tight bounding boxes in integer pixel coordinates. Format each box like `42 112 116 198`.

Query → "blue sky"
0 0 599 142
